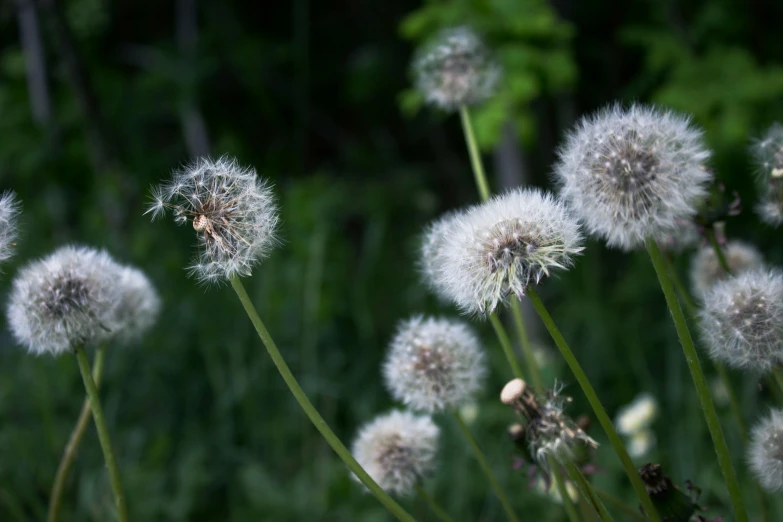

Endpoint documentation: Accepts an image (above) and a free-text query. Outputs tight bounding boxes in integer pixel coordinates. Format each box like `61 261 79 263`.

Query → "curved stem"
415 484 454 522
547 457 580 522
525 287 660 522
563 461 613 521
646 239 748 522
489 313 525 380
73 346 128 522
509 299 542 390
595 488 646 521
452 411 520 522
459 105 491 202
49 346 107 522
705 228 731 274
229 276 416 522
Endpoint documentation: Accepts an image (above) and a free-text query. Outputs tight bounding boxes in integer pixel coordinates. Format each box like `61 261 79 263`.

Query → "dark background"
2 0 783 520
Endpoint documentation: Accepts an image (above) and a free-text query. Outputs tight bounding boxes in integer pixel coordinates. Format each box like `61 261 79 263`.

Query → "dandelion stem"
645 239 748 522
510 299 543 390
525 287 660 522
563 461 613 521
664 255 697 316
452 411 519 522
773 371 783 401
73 345 128 522
706 228 732 274
415 484 454 522
49 345 107 522
489 313 525 379
459 105 491 202
594 488 646 521
229 276 417 522
547 457 580 522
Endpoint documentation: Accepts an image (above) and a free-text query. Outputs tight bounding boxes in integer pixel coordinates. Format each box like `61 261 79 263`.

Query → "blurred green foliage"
2 0 783 521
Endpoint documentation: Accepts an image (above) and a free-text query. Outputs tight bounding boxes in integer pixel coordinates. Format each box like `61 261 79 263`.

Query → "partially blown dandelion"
146 156 279 283
690 240 763 298
752 123 783 226
7 245 124 356
412 26 500 112
698 268 783 373
0 191 21 264
352 410 439 496
421 189 583 315
749 409 783 492
383 316 486 413
554 104 711 250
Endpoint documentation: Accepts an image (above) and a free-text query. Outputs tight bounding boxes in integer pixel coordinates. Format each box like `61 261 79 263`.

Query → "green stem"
525 287 660 522
547 457 580 522
595 488 646 521
563 461 613 521
415 484 454 522
459 105 491 202
663 255 697 316
773 371 783 400
706 228 732 275
452 411 520 522
49 346 107 522
509 299 542 390
229 276 416 522
489 313 525 379
645 239 748 522
73 346 128 522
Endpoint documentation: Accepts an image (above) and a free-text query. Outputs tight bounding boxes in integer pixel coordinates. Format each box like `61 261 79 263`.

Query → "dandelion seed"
383 316 486 413
615 393 659 436
690 241 763 298
7 245 124 356
412 26 500 112
751 123 783 226
421 189 583 315
351 410 439 496
749 409 783 492
112 265 161 344
146 156 279 283
554 104 711 250
0 191 21 265
698 268 783 373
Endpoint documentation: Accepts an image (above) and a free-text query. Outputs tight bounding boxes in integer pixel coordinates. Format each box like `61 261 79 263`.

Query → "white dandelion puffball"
699 268 783 373
421 189 583 315
7 245 124 356
384 316 486 413
412 26 500 112
0 191 21 265
554 104 711 250
352 410 439 496
690 241 763 298
113 265 161 343
146 156 279 284
653 218 700 253
419 211 457 294
752 123 783 226
749 409 783 492
615 393 659 436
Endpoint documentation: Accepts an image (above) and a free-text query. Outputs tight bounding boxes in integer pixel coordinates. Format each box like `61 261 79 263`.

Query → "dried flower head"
412 26 500 112
113 265 161 344
7 245 124 356
422 189 583 315
384 316 486 413
146 156 279 283
749 409 783 492
615 393 659 436
698 268 783 373
0 191 21 264
554 104 711 250
752 124 783 226
690 241 763 298
351 410 439 496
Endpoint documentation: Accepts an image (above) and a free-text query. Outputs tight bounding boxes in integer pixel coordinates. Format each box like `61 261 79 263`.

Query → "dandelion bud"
752 123 783 226
0 191 21 265
749 409 783 492
690 241 763 298
146 156 279 284
7 245 124 356
113 266 161 343
554 104 711 250
698 268 783 373
422 189 583 315
351 410 439 496
383 316 486 413
412 26 500 112
615 393 659 436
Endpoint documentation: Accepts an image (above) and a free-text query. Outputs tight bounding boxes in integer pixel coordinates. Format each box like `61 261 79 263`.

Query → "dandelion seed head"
690 241 763 298
554 104 711 250
699 268 783 373
0 191 21 265
112 266 161 344
7 245 124 356
412 26 500 112
351 410 439 496
146 156 279 283
751 125 783 227
615 393 659 436
749 409 783 492
383 316 486 413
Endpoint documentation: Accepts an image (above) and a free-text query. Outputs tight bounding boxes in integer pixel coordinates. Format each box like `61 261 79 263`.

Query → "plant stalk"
489 313 525 379
563 461 613 521
547 457 580 522
415 484 454 522
459 105 491 202
509 299 542 390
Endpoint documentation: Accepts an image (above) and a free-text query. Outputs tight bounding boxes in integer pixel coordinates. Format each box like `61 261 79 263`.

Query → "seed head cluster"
351 410 439 496
420 189 583 315
690 241 763 299
698 268 783 373
383 316 486 413
146 156 279 284
752 123 783 226
412 26 500 112
0 191 21 265
112 266 161 344
554 104 711 250
749 409 783 492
